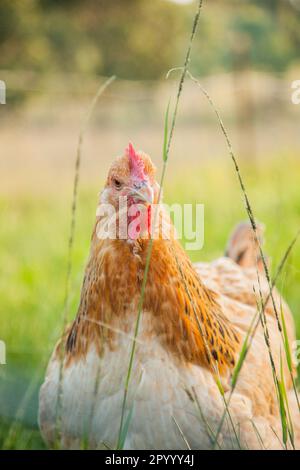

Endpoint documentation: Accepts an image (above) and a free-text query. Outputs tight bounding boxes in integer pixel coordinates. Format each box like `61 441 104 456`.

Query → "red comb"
126 142 145 180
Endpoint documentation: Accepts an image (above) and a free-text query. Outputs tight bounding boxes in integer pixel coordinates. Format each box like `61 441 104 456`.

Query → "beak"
129 180 154 205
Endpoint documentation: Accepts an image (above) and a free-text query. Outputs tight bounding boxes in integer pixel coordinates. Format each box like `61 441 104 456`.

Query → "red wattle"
147 205 152 237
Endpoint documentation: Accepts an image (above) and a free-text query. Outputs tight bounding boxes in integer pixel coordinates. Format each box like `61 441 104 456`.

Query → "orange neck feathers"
65 216 240 375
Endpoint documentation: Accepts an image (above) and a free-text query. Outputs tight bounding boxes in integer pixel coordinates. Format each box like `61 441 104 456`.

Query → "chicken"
39 144 300 450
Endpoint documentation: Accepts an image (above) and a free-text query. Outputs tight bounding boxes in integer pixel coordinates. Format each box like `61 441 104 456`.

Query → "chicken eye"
113 178 122 190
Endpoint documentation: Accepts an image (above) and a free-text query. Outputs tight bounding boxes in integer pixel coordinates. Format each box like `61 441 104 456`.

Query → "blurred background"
0 0 300 449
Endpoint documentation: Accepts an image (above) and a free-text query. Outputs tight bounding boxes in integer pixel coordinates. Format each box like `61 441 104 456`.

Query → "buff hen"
39 144 300 449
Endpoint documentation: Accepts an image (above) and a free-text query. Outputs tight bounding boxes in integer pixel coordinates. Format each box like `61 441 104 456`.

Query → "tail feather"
225 221 267 270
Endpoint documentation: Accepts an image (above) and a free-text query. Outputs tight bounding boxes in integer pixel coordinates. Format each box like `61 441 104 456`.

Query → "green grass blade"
231 341 248 390
251 420 265 450
191 386 222 449
280 302 293 372
278 379 288 447
172 415 191 450
117 403 135 450
280 298 300 411
231 309 259 390
279 354 295 449
215 375 224 397
116 0 204 450
163 100 171 162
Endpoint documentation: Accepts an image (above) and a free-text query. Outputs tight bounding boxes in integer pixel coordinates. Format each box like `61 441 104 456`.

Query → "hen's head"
100 143 159 240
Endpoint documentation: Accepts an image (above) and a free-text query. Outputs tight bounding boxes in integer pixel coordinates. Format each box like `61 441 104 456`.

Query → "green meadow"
0 149 299 449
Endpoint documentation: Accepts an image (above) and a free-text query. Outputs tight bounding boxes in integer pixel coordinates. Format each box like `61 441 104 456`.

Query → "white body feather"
39 258 299 450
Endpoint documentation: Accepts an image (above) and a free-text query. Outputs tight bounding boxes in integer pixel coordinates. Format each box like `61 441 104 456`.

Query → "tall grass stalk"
172 415 191 450
212 309 259 448
185 73 300 415
2 369 42 449
177 68 300 448
61 75 116 332
185 71 283 333
167 67 300 447
256 270 295 449
55 76 116 446
191 386 222 449
251 420 266 450
210 198 299 449
271 426 286 449
172 245 242 448
279 352 295 448
116 0 204 449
